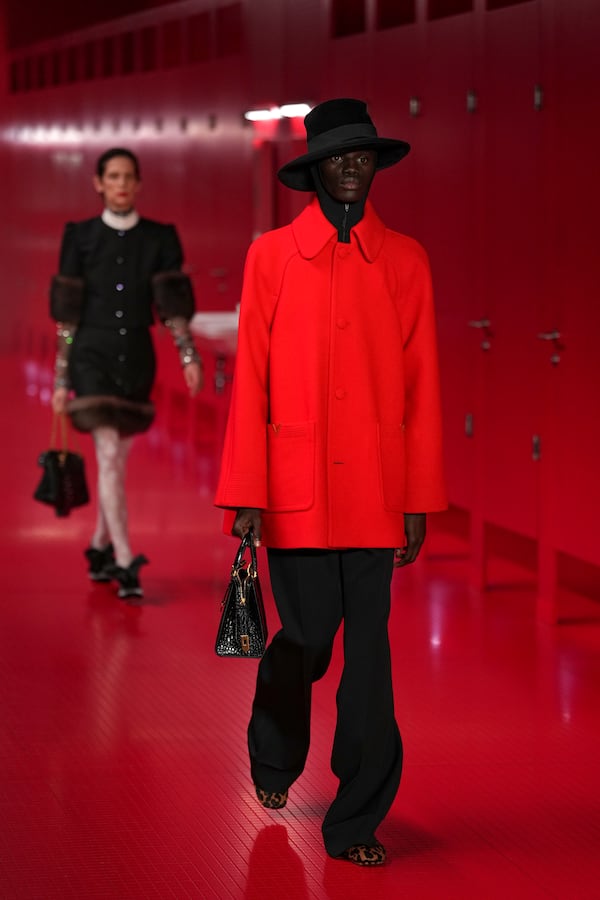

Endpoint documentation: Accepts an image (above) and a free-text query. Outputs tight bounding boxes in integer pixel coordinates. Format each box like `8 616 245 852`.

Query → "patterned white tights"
91 426 134 568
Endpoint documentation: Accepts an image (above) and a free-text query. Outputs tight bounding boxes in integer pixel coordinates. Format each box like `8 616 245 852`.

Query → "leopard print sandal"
339 843 386 866
255 786 289 810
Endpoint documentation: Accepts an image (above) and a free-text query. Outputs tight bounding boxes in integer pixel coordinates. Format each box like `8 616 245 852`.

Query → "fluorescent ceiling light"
279 104 311 118
244 103 311 122
244 108 281 121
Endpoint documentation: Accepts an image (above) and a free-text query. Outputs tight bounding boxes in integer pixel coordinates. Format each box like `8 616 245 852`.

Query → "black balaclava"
310 163 369 244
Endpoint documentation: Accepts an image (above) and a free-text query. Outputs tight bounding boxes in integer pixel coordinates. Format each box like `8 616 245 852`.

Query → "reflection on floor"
2 349 599 899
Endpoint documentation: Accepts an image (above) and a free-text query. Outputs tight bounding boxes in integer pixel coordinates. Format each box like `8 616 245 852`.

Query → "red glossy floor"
2 347 599 900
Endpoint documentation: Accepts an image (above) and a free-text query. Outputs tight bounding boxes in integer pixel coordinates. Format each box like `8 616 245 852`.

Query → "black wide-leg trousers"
248 548 403 857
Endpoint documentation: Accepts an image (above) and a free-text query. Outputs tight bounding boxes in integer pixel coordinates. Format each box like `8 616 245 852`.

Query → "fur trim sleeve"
152 271 195 322
50 274 85 323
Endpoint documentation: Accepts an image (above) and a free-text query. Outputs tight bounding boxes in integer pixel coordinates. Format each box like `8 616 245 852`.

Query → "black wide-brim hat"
277 98 410 192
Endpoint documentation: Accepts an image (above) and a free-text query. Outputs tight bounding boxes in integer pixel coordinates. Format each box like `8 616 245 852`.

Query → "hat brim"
277 137 410 191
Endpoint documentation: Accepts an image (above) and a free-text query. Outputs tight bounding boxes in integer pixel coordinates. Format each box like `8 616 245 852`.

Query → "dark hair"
96 147 141 179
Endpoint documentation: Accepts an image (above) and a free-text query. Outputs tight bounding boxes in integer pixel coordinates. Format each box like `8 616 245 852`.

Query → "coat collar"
291 197 386 262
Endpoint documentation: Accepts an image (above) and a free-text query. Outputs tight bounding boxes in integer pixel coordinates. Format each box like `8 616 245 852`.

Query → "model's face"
93 156 140 213
318 149 376 203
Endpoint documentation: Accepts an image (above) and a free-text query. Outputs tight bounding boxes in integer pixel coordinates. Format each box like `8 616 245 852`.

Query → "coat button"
116 256 125 264
117 230 125 237
118 354 126 362
116 283 124 291
115 310 124 318
335 388 346 400
336 318 348 329
119 328 127 336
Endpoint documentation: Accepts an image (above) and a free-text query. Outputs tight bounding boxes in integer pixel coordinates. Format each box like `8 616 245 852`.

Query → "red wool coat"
215 198 446 548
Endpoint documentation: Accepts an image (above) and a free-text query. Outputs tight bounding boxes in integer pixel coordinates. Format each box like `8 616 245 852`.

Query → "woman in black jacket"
51 147 202 599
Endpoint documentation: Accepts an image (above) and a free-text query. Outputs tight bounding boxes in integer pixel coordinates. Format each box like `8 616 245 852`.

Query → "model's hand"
232 508 263 545
394 513 426 567
52 387 69 415
184 361 203 396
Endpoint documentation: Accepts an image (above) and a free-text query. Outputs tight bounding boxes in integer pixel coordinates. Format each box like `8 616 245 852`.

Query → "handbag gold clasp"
241 635 250 654
234 561 256 607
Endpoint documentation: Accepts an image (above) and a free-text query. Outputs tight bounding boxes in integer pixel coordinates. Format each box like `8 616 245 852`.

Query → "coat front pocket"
267 421 315 511
377 423 407 512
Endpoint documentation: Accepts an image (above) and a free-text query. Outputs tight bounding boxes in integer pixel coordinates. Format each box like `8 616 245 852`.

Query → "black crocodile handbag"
215 531 268 658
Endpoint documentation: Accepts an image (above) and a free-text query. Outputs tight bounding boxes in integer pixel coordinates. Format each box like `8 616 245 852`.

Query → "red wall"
1 0 598 609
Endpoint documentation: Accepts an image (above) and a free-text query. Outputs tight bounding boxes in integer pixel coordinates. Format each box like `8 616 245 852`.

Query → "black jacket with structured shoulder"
57 216 184 329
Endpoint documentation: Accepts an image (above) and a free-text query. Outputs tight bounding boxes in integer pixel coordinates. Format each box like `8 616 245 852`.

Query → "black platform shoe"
84 544 115 582
107 554 149 600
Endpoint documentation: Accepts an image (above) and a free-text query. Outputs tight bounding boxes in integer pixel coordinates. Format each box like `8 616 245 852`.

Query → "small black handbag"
33 414 89 518
215 531 268 658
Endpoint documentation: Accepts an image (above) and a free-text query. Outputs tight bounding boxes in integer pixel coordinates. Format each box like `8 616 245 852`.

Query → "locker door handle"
468 319 492 351
537 330 561 341
537 330 564 366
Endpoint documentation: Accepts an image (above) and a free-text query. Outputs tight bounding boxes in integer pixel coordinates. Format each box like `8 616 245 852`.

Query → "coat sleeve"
157 224 184 271
51 223 85 323
214 238 276 510
58 222 82 277
398 242 447 512
148 224 195 320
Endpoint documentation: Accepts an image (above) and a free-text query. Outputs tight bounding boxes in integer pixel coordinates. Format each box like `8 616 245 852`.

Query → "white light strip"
244 108 282 122
2 124 83 145
279 104 311 118
244 103 311 122
2 103 314 145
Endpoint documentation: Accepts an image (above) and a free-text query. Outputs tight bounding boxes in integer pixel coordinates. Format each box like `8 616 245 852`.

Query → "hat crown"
305 99 377 142
277 97 410 191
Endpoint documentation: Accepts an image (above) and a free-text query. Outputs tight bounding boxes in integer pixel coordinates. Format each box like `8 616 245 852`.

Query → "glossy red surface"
2 0 600 609
1 348 599 899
